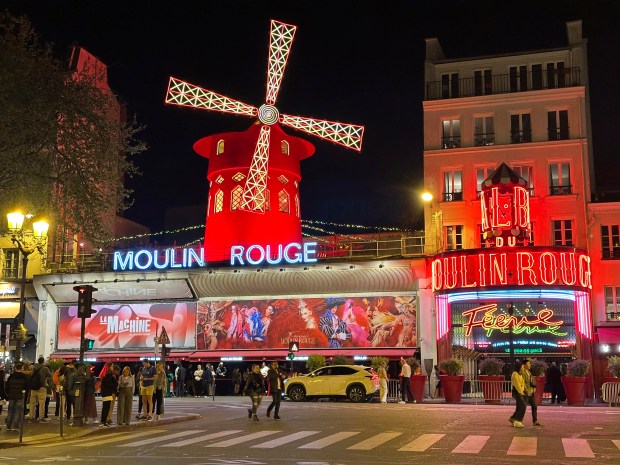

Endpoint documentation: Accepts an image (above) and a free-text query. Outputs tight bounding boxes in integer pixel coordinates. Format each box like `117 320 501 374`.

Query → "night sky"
5 1 620 244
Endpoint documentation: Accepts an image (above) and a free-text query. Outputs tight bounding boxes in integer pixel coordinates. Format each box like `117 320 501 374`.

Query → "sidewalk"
0 397 202 448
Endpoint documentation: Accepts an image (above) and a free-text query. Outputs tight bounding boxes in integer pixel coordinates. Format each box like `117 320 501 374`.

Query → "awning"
597 327 620 344
50 351 195 362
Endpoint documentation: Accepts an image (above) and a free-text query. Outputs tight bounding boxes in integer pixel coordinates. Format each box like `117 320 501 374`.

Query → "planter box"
533 375 546 406
478 375 504 404
561 376 587 406
439 375 465 403
410 375 427 403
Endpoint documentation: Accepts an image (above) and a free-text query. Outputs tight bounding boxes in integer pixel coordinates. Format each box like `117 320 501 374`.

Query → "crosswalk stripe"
252 431 321 448
162 430 242 447
347 432 402 450
205 430 280 447
11 433 59 443
298 432 361 449
507 436 536 456
398 433 445 452
120 430 204 447
562 438 595 458
613 439 620 450
75 429 162 447
452 435 490 454
32 432 128 448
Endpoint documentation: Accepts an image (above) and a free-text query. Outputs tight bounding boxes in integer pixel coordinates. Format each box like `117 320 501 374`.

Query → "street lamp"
421 192 443 253
6 211 49 361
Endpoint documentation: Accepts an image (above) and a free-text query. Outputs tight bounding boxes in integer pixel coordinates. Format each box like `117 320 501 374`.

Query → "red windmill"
165 20 364 263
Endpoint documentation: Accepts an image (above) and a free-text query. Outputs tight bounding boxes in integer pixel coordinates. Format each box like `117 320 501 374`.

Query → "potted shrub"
371 356 389 370
407 357 426 403
478 357 504 404
561 359 590 406
605 355 620 382
439 358 464 403
331 354 353 366
529 358 548 406
306 354 326 372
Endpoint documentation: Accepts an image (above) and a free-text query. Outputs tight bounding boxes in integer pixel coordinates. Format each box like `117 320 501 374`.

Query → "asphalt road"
2 397 620 465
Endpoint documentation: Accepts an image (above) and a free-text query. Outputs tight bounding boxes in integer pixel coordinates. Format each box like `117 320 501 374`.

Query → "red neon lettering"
559 252 577 285
461 304 566 337
516 252 537 285
460 254 477 288
490 253 507 285
514 186 530 228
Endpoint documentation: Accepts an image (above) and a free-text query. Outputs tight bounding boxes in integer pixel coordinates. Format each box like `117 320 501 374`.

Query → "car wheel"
347 384 366 403
288 385 306 402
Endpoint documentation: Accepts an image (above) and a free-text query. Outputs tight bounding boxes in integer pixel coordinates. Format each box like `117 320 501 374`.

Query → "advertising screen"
196 295 417 350
57 302 197 350
450 300 576 355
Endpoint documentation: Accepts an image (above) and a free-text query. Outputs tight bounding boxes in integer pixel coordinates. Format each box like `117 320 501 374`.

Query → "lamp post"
506 302 515 369
6 211 49 361
421 192 443 254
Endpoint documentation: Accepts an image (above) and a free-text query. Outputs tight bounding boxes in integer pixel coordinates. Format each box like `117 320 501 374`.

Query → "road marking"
347 432 402 450
75 429 162 446
31 432 128 448
252 431 321 448
507 436 537 456
298 432 361 449
613 439 620 450
9 433 58 443
120 429 204 447
205 431 281 447
452 435 490 454
162 429 242 447
398 433 445 452
562 438 595 458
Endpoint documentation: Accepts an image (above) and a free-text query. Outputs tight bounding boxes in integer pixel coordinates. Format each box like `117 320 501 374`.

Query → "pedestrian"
27 356 52 421
509 359 542 428
433 364 442 398
378 361 388 403
204 363 214 397
546 361 562 404
64 360 76 421
100 365 119 427
139 359 156 421
175 363 186 397
5 362 28 432
186 363 195 397
194 364 204 397
266 361 284 420
398 357 411 404
244 363 265 421
232 368 242 395
117 366 134 426
153 362 166 420
0 365 7 419
83 366 98 424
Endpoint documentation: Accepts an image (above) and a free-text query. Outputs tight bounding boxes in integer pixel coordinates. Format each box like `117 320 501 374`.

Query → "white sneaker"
398 400 406 404
513 421 525 428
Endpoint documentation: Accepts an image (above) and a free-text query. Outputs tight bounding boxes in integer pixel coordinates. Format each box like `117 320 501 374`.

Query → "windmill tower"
166 20 364 262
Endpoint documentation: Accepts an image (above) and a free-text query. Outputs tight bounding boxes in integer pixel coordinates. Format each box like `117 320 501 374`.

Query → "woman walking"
154 363 167 420
117 366 134 426
244 364 265 421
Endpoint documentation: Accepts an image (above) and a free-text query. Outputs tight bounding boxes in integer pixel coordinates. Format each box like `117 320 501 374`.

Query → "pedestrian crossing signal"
82 338 95 351
288 341 299 352
287 352 295 360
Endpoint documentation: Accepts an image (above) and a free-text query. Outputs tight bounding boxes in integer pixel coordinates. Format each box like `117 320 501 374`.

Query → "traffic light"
162 347 172 357
74 285 98 318
287 351 295 360
82 338 95 351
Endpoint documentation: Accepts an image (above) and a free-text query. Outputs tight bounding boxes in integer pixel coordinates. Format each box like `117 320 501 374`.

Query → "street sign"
158 326 171 345
288 341 299 352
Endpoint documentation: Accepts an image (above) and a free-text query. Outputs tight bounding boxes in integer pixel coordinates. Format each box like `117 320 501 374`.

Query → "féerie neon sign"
462 303 567 337
432 247 591 292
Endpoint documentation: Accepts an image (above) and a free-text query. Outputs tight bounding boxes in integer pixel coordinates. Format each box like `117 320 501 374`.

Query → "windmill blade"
241 125 271 212
166 77 257 117
281 114 364 151
265 20 297 105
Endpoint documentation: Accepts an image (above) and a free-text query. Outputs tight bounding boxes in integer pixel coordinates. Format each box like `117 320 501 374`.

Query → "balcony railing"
442 136 461 149
550 185 573 195
602 250 620 260
443 191 463 202
510 130 532 144
474 133 495 146
548 128 570 141
426 67 581 100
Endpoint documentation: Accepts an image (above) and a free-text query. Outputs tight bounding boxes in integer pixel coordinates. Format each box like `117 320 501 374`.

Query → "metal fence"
462 380 514 405
601 382 620 407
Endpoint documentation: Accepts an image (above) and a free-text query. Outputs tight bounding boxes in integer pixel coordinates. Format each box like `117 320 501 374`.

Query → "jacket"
6 372 29 400
244 372 265 395
266 367 284 392
100 373 118 397
511 370 525 395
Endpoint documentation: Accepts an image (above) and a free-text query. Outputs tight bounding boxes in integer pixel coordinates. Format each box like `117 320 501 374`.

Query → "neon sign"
462 303 568 337
431 247 591 293
230 242 317 266
114 247 205 271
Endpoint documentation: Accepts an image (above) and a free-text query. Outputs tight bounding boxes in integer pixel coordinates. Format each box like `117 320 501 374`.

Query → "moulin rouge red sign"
431 247 591 293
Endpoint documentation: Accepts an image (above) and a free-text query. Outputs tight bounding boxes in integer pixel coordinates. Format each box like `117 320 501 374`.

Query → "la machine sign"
113 242 318 271
431 247 591 293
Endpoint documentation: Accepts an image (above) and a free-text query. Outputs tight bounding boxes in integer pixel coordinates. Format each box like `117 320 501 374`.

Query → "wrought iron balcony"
442 136 461 149
443 191 463 202
474 133 495 146
510 130 532 144
550 185 573 195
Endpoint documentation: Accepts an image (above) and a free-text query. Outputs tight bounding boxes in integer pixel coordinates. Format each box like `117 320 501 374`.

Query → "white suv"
284 365 379 402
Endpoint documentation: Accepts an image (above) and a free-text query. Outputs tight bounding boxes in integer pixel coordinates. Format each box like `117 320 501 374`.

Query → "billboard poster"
57 302 197 350
196 295 417 350
450 300 576 355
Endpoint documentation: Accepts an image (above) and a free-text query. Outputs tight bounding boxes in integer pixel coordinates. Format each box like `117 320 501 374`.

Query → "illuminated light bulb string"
101 220 410 248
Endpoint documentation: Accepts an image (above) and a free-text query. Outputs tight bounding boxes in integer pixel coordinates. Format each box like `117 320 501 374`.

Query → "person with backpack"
27 356 52 422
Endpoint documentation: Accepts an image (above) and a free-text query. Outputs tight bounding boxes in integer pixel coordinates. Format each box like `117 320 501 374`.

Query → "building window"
442 119 461 148
217 139 225 155
278 190 289 213
509 65 528 92
602 225 620 259
474 117 494 146
281 140 289 155
214 190 224 213
532 64 543 90
553 220 574 246
2 249 20 278
546 62 566 88
547 110 569 140
511 164 534 196
605 286 620 320
549 162 572 195
231 186 243 211
443 170 463 201
510 113 532 143
441 73 459 98
476 166 495 196
445 225 463 250
474 69 493 95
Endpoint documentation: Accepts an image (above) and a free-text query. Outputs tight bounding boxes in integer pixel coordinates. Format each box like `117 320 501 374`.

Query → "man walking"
398 358 411 404
266 361 284 420
6 362 28 431
378 361 388 403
